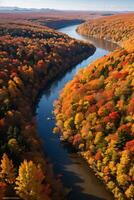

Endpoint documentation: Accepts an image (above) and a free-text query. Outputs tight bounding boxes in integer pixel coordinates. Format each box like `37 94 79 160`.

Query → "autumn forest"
0 2 134 200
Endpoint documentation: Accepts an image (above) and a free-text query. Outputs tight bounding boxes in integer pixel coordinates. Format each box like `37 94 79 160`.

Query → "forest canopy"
54 20 134 199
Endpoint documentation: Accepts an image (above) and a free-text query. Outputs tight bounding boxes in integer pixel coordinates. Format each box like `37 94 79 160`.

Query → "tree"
74 112 84 125
15 160 49 200
125 139 134 152
125 184 134 199
95 151 102 161
117 174 129 186
53 127 59 134
8 138 19 153
94 132 104 145
0 153 15 184
116 131 132 150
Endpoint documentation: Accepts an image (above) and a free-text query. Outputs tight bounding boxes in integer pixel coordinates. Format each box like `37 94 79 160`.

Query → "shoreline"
0 21 96 199
25 41 96 197
76 26 121 47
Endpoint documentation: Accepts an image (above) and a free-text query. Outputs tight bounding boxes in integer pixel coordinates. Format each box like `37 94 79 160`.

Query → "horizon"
0 0 134 11
0 6 132 12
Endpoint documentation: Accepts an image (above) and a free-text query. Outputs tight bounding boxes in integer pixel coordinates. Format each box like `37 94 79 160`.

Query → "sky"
0 0 134 11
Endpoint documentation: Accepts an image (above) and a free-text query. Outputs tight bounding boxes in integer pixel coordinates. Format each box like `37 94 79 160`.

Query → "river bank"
36 24 117 200
76 13 134 46
0 21 95 199
53 24 134 200
38 19 85 29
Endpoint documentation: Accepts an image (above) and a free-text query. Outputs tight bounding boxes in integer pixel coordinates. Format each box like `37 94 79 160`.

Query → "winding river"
36 24 117 200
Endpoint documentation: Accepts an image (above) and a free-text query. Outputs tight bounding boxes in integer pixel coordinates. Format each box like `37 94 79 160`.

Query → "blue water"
36 24 115 200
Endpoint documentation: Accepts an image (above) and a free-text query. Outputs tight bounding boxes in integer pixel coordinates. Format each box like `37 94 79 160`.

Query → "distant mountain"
0 6 132 14
0 6 56 13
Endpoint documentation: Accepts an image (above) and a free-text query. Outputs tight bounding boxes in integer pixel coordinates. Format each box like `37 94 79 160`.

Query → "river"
36 24 117 200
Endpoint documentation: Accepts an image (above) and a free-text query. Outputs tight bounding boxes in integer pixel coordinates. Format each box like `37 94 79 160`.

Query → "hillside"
0 20 95 199
54 38 134 199
77 13 134 44
0 10 118 30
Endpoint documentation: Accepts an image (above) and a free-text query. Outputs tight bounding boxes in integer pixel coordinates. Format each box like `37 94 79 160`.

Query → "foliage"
0 153 15 184
15 160 50 200
0 18 94 198
77 13 134 44
54 38 134 199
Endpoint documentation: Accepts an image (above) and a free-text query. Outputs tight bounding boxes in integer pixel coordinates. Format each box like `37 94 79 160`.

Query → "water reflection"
58 24 118 52
85 36 118 52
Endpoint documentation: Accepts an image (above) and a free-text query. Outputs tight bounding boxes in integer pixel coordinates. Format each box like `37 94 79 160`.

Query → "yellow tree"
15 160 50 200
74 112 84 125
0 153 15 184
